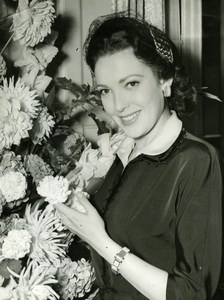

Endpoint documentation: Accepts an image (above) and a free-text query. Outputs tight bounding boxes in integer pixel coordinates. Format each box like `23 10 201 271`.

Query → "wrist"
111 246 130 275
91 233 122 265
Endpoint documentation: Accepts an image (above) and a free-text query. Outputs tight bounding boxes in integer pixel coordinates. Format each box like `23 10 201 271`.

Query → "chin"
124 129 145 139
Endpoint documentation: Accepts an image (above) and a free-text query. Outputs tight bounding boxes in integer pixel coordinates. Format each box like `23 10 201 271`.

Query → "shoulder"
170 131 223 180
181 132 221 163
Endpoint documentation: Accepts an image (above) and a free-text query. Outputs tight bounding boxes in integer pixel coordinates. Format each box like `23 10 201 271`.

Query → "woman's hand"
54 193 107 247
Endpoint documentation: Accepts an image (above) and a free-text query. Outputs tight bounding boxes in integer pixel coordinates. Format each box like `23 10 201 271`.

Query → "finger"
54 203 68 212
77 192 91 205
54 203 79 215
54 208 76 227
54 202 87 220
72 202 87 214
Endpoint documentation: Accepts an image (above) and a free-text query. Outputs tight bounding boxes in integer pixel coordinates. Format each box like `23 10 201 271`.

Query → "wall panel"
56 0 112 85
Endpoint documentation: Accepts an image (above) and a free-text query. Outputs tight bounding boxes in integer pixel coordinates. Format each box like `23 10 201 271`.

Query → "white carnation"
0 171 27 202
2 229 32 259
37 176 71 204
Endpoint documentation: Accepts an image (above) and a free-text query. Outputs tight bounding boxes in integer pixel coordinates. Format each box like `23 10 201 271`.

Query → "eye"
98 88 110 96
126 81 139 89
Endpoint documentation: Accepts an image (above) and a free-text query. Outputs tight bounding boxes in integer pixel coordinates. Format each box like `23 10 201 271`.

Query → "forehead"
94 49 156 83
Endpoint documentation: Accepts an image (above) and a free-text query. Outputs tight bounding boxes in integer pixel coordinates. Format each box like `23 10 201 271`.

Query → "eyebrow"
96 74 144 88
119 74 144 84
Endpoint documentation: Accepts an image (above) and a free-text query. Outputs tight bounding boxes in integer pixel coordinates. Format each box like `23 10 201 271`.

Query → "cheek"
102 99 114 115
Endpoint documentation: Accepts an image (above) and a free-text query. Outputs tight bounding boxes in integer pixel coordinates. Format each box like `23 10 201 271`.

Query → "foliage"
0 1 115 299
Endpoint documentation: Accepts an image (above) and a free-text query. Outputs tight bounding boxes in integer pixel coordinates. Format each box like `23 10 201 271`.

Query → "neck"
134 107 171 153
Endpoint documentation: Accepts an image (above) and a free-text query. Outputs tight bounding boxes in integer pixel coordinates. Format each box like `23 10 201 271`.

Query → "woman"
56 13 223 300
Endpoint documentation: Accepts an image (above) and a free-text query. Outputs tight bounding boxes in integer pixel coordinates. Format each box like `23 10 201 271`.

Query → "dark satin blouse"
90 131 223 300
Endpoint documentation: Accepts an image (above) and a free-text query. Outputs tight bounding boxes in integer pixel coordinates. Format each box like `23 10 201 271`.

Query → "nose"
113 91 129 112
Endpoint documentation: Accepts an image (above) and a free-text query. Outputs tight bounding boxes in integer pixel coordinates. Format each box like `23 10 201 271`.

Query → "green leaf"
44 30 59 46
71 99 88 108
54 77 84 97
0 15 13 30
0 259 22 278
197 87 222 102
44 86 56 108
42 143 76 175
53 125 74 137
87 94 102 106
81 83 91 96
88 112 110 134
202 92 222 102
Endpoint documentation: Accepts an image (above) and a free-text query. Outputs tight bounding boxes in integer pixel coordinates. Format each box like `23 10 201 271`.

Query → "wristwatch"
111 246 130 275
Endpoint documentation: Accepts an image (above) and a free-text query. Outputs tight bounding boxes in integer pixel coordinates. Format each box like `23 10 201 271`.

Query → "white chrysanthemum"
56 257 95 299
15 44 58 74
30 107 55 145
21 72 52 96
11 0 55 47
0 54 7 82
25 205 67 265
1 77 39 118
2 229 32 259
0 171 27 202
9 262 59 300
37 176 71 204
0 78 39 150
34 261 58 277
25 154 54 185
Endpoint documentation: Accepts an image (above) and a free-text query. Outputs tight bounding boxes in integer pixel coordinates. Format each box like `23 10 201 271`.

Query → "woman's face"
94 48 170 142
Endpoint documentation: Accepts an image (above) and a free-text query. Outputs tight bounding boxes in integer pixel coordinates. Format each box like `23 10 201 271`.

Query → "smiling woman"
94 49 171 150
55 12 223 300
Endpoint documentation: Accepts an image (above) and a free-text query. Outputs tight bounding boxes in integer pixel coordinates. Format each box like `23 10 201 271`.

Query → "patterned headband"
84 12 174 66
149 25 174 64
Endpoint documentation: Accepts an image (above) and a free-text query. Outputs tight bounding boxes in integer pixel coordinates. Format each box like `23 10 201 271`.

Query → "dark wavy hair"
84 13 197 118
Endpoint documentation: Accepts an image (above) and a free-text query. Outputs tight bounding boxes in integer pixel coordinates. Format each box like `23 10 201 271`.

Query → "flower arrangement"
0 0 117 299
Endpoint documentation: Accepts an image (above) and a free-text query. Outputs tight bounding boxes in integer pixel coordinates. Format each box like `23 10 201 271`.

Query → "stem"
58 160 72 176
81 105 88 113
30 142 36 154
0 33 14 55
58 150 79 177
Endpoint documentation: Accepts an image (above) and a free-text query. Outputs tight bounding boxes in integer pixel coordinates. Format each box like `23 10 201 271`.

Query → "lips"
120 111 141 126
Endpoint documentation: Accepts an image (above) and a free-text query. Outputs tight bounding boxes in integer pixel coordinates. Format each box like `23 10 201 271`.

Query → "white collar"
110 111 183 167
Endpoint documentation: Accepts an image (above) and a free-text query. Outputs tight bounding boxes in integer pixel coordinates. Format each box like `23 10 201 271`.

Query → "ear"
160 78 173 97
159 77 173 87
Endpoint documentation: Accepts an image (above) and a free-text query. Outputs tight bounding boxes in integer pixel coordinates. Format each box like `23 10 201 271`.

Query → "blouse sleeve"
166 146 223 300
